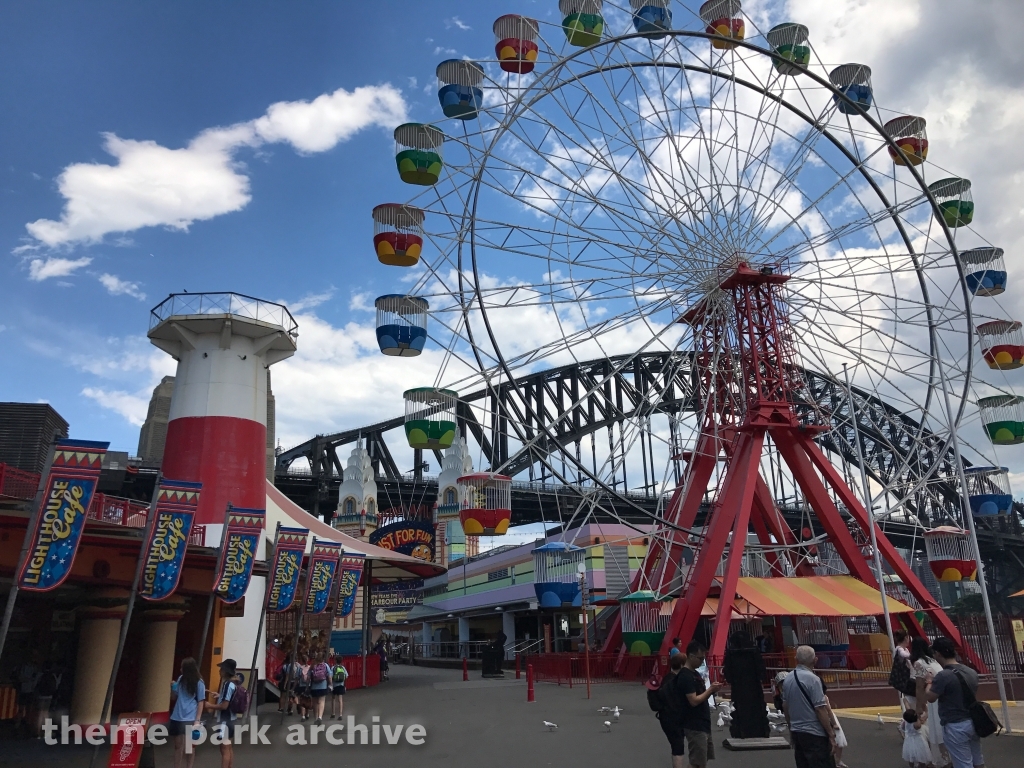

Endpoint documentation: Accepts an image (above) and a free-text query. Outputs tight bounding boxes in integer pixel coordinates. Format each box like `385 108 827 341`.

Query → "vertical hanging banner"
139 479 202 601
18 439 109 592
213 508 265 603
335 552 366 618
303 539 342 614
267 527 309 612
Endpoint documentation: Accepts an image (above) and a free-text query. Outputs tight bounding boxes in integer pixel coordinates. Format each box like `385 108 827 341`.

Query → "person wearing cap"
208 659 237 768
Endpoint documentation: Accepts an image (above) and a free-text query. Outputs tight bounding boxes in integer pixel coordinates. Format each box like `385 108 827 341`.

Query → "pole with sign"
0 433 59 664
245 522 279 717
197 503 233 671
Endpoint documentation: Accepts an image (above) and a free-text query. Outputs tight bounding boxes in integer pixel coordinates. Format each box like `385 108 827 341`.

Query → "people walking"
648 654 689 768
677 641 723 768
902 709 934 768
207 659 237 768
911 637 949 766
168 657 205 768
781 645 838 768
296 657 311 721
308 652 331 725
330 658 348 719
925 637 984 768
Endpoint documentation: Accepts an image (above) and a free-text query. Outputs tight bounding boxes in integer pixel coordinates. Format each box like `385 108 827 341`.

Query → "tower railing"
149 292 298 337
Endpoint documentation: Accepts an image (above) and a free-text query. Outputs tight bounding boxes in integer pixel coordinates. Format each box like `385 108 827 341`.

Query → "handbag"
888 653 916 696
953 667 1001 738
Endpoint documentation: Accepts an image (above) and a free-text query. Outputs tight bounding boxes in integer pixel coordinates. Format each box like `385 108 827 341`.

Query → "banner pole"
0 432 60 664
197 503 233 673
246 522 279 717
88 472 162 768
280 535 314 723
362 559 373 687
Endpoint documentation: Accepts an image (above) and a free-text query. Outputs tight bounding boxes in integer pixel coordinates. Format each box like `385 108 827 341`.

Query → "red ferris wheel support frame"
610 262 981 670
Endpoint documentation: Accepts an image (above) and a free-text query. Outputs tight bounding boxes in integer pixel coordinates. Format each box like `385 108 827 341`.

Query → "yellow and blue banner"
267 527 309 612
140 479 202 601
303 538 342 614
335 552 365 618
214 507 265 603
18 439 109 592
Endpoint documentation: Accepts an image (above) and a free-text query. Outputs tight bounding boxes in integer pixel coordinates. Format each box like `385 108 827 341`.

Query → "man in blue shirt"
781 646 837 768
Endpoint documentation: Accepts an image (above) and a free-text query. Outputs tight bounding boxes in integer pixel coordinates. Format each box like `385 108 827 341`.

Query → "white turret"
334 441 378 538
434 433 475 563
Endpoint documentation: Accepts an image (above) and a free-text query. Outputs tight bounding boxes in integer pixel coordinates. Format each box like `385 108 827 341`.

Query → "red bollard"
515 653 521 679
527 663 535 702
463 656 469 681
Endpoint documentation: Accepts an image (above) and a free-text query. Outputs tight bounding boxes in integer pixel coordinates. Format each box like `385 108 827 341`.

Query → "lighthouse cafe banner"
18 439 109 592
139 479 202 601
267 527 310 612
304 539 342 614
213 507 265 603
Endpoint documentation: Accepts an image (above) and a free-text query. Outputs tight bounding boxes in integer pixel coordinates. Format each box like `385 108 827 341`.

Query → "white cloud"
81 387 150 427
252 85 406 153
24 84 408 249
348 291 373 312
27 256 92 281
433 47 458 57
99 273 146 301
445 17 471 31
287 288 335 313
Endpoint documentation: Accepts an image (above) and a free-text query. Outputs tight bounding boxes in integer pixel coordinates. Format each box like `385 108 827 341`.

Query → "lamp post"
578 563 591 699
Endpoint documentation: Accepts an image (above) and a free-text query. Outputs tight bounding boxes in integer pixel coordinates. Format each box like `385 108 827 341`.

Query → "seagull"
598 707 612 713
877 714 885 728
612 706 621 721
603 721 612 732
770 722 789 734
717 714 725 728
543 721 558 731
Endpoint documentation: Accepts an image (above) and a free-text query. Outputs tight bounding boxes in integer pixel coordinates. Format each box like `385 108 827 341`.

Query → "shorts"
659 719 686 757
684 729 715 766
790 730 834 768
943 719 983 768
168 720 188 737
310 688 328 699
332 685 346 696
213 722 232 744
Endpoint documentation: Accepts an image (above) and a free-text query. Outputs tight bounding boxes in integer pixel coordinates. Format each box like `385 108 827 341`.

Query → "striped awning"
733 576 915 616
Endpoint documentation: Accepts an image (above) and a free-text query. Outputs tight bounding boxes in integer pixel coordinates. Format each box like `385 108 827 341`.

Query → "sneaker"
315 718 322 726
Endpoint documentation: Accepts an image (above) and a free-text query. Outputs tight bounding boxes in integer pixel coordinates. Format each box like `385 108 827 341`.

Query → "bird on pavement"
612 706 621 721
603 721 612 732
543 721 558 731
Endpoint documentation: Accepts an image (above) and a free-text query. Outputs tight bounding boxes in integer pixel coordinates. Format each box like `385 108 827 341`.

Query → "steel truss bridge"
275 352 1024 603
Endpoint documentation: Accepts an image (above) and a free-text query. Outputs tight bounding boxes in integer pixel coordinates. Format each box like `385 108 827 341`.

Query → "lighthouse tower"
434 433 477 564
333 442 379 539
147 293 298 526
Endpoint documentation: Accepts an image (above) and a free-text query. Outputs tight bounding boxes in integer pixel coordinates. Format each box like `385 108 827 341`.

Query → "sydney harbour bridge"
274 352 1024 603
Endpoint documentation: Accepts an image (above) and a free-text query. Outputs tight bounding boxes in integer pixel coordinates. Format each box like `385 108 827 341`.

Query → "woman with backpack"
169 657 205 768
330 659 349 720
308 652 331 725
911 637 949 766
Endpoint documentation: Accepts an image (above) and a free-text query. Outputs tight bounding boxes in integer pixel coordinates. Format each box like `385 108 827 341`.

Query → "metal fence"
0 463 38 501
523 652 658 686
149 292 298 336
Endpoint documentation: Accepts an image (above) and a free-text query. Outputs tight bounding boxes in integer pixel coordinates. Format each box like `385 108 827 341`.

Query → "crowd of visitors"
649 631 992 768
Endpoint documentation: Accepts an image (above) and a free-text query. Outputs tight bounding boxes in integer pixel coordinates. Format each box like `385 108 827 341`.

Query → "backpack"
647 686 665 713
888 653 915 696
311 663 328 684
228 681 249 716
953 667 1001 738
332 665 348 684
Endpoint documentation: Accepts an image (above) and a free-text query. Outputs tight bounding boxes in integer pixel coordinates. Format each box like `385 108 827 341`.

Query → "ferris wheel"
364 1 1018 660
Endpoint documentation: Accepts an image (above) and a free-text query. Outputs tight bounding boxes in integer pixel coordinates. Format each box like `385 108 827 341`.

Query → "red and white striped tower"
148 293 297 525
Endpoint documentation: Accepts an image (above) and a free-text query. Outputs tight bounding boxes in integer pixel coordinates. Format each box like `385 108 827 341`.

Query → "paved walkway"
3 664 1020 766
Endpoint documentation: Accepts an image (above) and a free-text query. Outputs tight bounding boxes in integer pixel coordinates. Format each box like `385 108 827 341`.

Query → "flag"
303 539 342 614
335 552 366 618
267 527 309 612
139 479 202 601
18 439 109 592
213 507 265 603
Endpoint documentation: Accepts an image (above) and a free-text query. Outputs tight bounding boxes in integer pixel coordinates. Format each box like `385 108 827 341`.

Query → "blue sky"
4 0 1024 506
0 1 507 450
